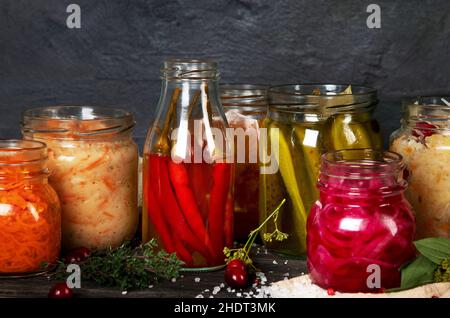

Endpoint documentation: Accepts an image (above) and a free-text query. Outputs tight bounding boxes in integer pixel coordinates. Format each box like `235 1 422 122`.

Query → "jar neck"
401 97 450 133
0 140 49 188
220 84 268 119
318 149 406 197
268 84 377 120
22 106 135 141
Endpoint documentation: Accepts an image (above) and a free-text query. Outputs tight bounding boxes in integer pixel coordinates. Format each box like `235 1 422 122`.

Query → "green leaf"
400 255 437 290
414 237 450 265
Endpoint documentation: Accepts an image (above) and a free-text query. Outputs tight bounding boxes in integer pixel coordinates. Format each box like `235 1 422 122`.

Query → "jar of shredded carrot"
0 140 61 275
22 106 138 251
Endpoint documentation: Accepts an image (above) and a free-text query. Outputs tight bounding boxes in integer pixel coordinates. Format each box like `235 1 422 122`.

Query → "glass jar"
307 149 416 293
220 84 267 242
0 140 61 276
22 106 138 251
142 59 234 270
277 84 382 150
260 93 323 257
390 96 450 238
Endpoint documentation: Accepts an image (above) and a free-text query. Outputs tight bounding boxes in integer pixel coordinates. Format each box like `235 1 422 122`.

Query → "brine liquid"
142 153 233 269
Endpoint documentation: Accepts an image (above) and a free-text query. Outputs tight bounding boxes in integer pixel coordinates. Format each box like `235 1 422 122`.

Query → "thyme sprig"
47 239 183 291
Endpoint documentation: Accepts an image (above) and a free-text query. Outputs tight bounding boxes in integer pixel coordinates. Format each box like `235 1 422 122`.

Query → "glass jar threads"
390 97 450 238
22 106 139 251
0 140 61 275
220 84 267 242
142 59 234 270
307 149 416 293
294 84 383 151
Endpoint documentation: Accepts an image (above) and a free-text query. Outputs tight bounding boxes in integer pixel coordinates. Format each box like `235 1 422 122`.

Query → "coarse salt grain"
284 260 288 265
236 292 242 297
122 291 127 295
196 294 204 298
212 286 221 295
273 260 278 265
220 283 225 288
148 285 153 289
194 277 201 283
171 278 177 283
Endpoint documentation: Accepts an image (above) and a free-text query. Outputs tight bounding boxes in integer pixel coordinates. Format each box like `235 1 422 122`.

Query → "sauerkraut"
391 134 450 238
42 138 138 250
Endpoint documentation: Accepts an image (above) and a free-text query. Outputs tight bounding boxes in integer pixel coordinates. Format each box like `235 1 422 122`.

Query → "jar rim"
268 83 377 97
0 139 47 166
161 59 219 80
220 84 268 109
402 96 450 130
320 149 405 180
22 106 135 139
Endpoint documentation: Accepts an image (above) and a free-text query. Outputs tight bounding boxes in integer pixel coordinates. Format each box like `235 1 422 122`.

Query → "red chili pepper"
208 162 232 262
224 196 234 248
168 160 216 258
173 236 193 267
149 154 211 260
144 166 175 253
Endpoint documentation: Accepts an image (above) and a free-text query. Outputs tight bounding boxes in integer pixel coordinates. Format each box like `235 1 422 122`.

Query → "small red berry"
431 295 439 298
226 259 246 272
225 267 248 289
64 247 91 264
327 288 335 296
48 282 73 299
253 277 261 286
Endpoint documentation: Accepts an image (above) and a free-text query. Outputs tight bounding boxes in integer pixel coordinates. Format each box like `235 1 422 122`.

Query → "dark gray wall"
1 0 449 148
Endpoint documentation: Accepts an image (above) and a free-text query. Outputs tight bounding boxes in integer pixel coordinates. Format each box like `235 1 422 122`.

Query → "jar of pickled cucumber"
260 84 382 257
294 84 382 151
220 84 267 242
390 96 450 238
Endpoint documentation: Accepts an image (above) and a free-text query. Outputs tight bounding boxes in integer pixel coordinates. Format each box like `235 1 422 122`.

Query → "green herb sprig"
223 199 288 269
48 239 183 291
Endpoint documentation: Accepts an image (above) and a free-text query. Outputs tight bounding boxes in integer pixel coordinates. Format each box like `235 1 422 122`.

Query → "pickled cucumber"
268 123 307 251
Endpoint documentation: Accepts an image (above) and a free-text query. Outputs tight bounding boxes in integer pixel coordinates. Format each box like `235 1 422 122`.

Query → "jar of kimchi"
220 84 267 242
0 140 61 276
22 106 138 251
142 59 234 270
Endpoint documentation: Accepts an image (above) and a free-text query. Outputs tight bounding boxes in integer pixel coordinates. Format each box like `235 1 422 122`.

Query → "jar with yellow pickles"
260 84 382 257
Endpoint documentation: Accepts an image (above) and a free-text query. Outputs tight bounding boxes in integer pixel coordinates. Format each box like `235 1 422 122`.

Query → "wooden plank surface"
0 247 307 298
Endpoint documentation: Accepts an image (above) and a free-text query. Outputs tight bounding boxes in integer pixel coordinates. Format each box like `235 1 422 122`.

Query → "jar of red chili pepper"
142 59 234 270
307 149 416 292
220 84 267 242
0 140 61 276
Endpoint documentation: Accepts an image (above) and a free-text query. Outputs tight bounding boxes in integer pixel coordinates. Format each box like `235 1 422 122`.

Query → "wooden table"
0 247 307 298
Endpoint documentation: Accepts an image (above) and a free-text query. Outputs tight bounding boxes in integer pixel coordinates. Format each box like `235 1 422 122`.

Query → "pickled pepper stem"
154 87 181 154
187 91 201 118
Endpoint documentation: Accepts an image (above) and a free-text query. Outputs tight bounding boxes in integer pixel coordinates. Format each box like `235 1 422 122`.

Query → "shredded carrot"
0 175 61 274
102 176 115 192
78 147 109 173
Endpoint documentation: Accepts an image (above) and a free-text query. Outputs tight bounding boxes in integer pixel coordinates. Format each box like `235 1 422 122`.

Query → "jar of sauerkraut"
0 140 61 276
390 97 450 239
22 106 138 250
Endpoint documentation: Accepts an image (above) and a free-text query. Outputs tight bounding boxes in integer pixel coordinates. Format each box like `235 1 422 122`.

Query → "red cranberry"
327 288 335 296
226 259 246 272
48 282 73 299
65 247 91 264
412 121 436 138
225 267 248 289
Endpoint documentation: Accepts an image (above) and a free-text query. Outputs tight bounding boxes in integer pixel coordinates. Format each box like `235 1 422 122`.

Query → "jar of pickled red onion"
22 106 138 251
307 149 416 292
0 140 61 276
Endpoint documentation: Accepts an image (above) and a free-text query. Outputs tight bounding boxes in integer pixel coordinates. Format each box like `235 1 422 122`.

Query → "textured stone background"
0 0 449 148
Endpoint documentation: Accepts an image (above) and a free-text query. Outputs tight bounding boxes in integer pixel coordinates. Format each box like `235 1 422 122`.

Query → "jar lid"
22 106 135 140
